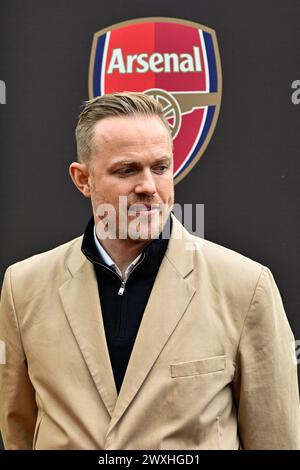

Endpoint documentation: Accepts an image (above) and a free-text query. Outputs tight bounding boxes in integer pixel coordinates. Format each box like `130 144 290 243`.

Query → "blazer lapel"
59 240 118 417
107 216 196 434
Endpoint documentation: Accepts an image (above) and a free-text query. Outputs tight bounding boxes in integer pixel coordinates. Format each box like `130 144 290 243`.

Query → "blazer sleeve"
233 266 300 449
0 267 38 450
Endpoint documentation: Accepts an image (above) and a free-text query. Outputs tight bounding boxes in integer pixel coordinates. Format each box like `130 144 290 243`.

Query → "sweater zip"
117 253 146 295
86 252 146 296
118 281 126 296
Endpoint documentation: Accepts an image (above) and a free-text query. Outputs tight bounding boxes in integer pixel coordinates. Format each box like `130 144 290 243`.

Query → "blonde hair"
75 92 171 164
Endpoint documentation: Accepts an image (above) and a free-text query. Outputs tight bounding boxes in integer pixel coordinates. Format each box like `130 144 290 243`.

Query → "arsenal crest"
89 17 222 184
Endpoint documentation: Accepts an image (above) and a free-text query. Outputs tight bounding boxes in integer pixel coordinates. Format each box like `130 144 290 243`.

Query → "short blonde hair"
75 92 171 164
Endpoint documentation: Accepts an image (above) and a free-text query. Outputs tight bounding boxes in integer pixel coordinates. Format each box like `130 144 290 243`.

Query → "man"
0 93 299 450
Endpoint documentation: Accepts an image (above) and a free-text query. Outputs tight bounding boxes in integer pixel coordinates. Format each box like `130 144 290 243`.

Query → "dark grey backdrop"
0 0 299 449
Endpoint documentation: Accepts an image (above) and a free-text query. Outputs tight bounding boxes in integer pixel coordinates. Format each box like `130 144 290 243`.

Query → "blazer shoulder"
203 237 262 270
170 215 264 287
187 232 264 287
186 235 272 331
5 235 84 282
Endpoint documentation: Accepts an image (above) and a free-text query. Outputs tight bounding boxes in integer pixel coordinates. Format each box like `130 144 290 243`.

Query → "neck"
100 237 150 277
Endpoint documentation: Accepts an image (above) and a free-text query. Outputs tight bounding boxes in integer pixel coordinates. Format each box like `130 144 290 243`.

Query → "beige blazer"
0 215 299 450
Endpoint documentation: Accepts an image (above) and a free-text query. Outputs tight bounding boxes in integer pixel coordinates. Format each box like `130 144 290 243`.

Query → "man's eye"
117 168 135 176
154 165 168 173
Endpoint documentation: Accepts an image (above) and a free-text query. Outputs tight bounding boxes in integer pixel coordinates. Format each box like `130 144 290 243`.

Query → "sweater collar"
81 214 172 271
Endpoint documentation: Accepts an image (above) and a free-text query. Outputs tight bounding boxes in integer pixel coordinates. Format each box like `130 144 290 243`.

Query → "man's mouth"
128 204 161 216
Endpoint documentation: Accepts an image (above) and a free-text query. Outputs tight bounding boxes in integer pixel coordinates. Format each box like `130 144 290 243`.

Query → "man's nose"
134 168 157 196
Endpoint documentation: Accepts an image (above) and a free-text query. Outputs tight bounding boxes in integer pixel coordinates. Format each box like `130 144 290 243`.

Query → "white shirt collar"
93 225 142 280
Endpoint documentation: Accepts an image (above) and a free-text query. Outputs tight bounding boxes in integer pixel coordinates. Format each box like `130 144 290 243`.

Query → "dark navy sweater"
81 216 171 393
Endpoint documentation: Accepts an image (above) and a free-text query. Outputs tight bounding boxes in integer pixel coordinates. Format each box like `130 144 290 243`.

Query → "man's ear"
69 162 91 198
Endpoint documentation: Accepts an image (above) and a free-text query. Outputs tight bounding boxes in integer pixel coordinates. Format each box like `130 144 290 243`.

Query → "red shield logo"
89 17 222 184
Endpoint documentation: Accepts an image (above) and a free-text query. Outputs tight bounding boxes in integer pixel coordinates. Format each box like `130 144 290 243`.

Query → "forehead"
92 115 171 152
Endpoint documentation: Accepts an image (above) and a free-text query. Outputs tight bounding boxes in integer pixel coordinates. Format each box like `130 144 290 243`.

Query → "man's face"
88 114 174 241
